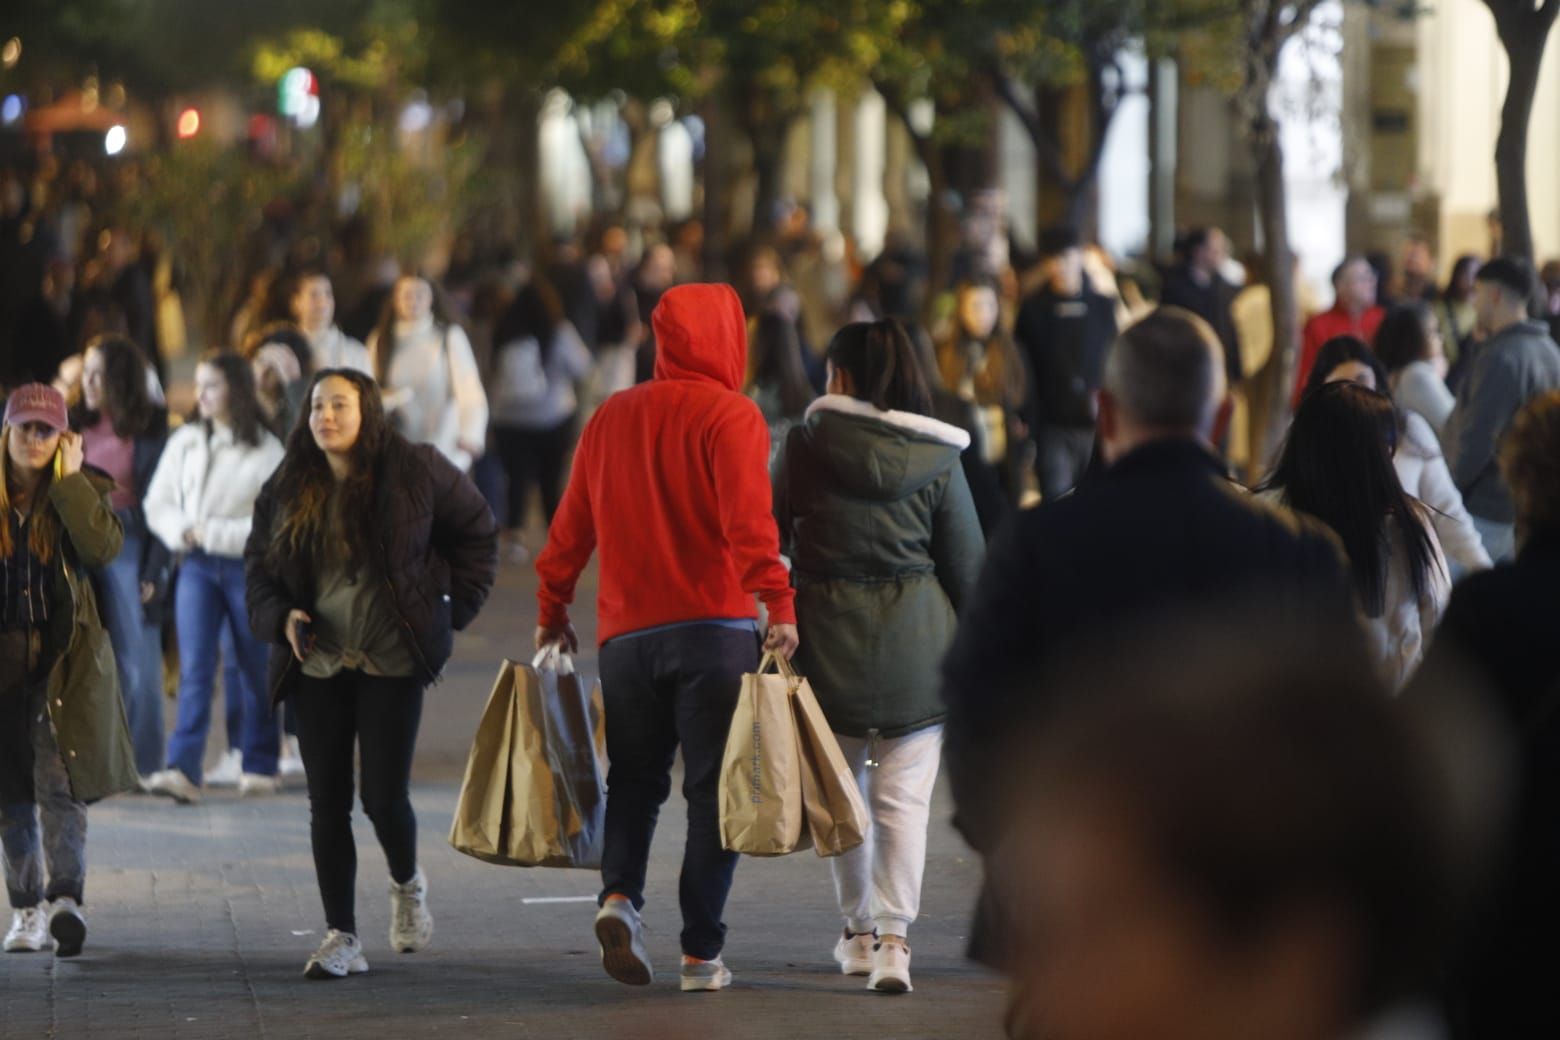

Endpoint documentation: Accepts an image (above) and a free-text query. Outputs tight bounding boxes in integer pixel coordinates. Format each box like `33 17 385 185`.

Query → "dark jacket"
1429 534 1560 1036
1160 266 1243 385
1013 284 1117 430
244 435 498 705
1444 320 1560 522
941 438 1352 965
775 396 984 739
1 469 139 805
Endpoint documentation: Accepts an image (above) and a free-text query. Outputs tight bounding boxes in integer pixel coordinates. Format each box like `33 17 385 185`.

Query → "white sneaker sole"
4 937 46 953
304 955 369 980
595 912 653 986
867 971 912 994
392 923 432 954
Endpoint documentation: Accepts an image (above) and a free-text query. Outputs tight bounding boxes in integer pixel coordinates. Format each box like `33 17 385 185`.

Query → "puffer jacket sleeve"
1417 452 1494 574
244 476 293 644
930 464 984 613
49 472 124 567
143 425 194 553
425 446 498 631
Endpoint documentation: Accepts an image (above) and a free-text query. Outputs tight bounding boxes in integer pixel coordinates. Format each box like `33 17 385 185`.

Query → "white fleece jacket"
144 421 285 559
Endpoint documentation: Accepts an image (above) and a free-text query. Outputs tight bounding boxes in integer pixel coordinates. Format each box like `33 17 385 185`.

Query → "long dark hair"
492 277 565 370
72 334 159 438
1443 255 1480 303
266 368 391 575
198 351 266 448
1301 336 1390 402
750 311 815 420
370 274 459 386
245 320 313 378
825 320 932 416
1260 382 1441 617
1373 304 1435 375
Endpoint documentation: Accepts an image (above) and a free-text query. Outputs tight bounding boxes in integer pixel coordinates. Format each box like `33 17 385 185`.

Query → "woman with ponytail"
773 320 984 994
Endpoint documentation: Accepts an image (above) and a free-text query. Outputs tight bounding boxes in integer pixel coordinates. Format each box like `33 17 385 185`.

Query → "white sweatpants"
829 724 943 939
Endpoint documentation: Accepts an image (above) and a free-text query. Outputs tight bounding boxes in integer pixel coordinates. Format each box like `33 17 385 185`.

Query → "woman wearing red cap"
0 384 138 958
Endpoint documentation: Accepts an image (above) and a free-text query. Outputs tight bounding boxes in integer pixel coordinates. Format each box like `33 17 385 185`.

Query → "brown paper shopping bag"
790 669 870 858
449 650 607 869
719 652 807 856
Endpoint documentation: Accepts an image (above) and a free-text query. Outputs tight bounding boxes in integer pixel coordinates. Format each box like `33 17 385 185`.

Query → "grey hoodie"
1444 319 1560 522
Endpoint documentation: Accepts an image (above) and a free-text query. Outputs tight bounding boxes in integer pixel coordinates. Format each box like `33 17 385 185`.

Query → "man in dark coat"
941 307 1354 967
1160 227 1243 390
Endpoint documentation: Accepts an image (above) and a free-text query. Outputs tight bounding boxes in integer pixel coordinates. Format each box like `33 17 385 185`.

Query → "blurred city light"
104 124 127 156
177 108 201 138
1 37 19 69
1 95 22 126
278 67 320 129
399 92 432 134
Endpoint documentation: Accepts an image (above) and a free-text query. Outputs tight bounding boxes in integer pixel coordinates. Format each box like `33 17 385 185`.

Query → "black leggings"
494 420 573 530
293 670 425 935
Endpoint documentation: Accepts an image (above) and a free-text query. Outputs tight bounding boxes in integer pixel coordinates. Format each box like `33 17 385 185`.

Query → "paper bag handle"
757 650 801 687
531 645 576 675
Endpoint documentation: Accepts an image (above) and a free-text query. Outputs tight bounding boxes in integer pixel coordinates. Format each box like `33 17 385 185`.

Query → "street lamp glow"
1 38 19 69
177 108 200 138
104 125 127 156
1 95 21 126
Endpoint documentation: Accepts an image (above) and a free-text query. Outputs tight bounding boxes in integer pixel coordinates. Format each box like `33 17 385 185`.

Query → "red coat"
1293 304 1385 409
536 283 796 644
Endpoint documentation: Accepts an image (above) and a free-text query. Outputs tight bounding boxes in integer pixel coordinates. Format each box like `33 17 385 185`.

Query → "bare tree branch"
989 66 1075 191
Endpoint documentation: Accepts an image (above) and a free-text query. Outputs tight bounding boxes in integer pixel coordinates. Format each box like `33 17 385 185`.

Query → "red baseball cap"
3 383 70 433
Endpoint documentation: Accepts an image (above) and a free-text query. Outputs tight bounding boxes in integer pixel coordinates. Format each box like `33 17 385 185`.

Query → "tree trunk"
702 94 731 281
749 127 787 237
1492 30 1548 265
915 133 956 318
1254 113 1299 472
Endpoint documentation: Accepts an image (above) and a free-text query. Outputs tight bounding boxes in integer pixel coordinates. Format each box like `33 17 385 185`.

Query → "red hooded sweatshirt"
536 283 796 644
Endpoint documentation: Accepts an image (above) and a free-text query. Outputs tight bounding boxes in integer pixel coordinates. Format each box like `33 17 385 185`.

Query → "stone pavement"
1 559 1006 1039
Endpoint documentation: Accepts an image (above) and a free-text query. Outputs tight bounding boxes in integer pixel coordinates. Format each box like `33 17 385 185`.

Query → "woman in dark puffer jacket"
244 368 497 981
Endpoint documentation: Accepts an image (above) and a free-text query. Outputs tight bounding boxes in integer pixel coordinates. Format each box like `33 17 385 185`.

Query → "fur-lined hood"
796 394 970 502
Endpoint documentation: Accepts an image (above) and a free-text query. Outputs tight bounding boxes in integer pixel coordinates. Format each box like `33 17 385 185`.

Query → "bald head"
1099 308 1227 460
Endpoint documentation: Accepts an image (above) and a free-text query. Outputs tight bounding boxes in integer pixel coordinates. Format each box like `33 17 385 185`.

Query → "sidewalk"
1 562 1006 1039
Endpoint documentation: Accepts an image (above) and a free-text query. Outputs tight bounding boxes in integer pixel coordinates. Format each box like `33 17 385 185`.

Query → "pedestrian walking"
488 278 593 562
1294 256 1385 409
937 278 1028 504
1013 227 1116 501
745 310 816 464
774 320 983 993
244 368 496 979
71 335 170 783
367 274 489 473
1261 381 1449 690
1302 336 1490 576
1443 257 1560 563
1376 302 1456 437
142 353 286 803
291 271 372 375
247 322 314 441
1433 390 1560 1036
942 308 1351 968
1 384 138 957
534 283 799 993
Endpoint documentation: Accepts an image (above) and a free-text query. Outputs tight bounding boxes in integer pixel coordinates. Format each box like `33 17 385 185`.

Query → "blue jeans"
597 625 759 960
94 526 165 776
165 553 278 783
1 683 88 908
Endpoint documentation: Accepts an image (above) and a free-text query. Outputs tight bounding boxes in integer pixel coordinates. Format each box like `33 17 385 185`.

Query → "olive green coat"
774 396 985 738
40 470 139 803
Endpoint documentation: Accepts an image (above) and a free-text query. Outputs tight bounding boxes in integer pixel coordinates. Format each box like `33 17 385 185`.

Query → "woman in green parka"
773 320 984 995
0 383 137 959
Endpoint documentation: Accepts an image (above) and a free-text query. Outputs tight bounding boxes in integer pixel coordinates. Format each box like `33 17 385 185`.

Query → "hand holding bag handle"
532 645 576 676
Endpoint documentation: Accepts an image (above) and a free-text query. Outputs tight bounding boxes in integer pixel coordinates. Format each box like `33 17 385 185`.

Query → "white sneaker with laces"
679 955 733 992
304 929 368 979
833 928 875 976
389 870 433 953
4 906 47 952
48 897 86 958
145 768 201 804
594 898 653 985
205 748 243 787
279 736 306 780
238 773 281 797
867 939 913 994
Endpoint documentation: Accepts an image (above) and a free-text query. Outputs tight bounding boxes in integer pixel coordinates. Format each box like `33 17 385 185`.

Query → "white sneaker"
833 928 875 976
145 768 201 804
238 773 281 797
48 897 86 958
205 748 243 787
304 929 368 979
389 870 433 953
4 906 47 952
594 898 653 985
279 736 306 780
679 956 733 992
867 939 912 994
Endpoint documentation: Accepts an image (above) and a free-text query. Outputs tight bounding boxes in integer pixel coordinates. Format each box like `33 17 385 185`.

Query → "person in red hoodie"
535 282 799 994
1293 256 1385 410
